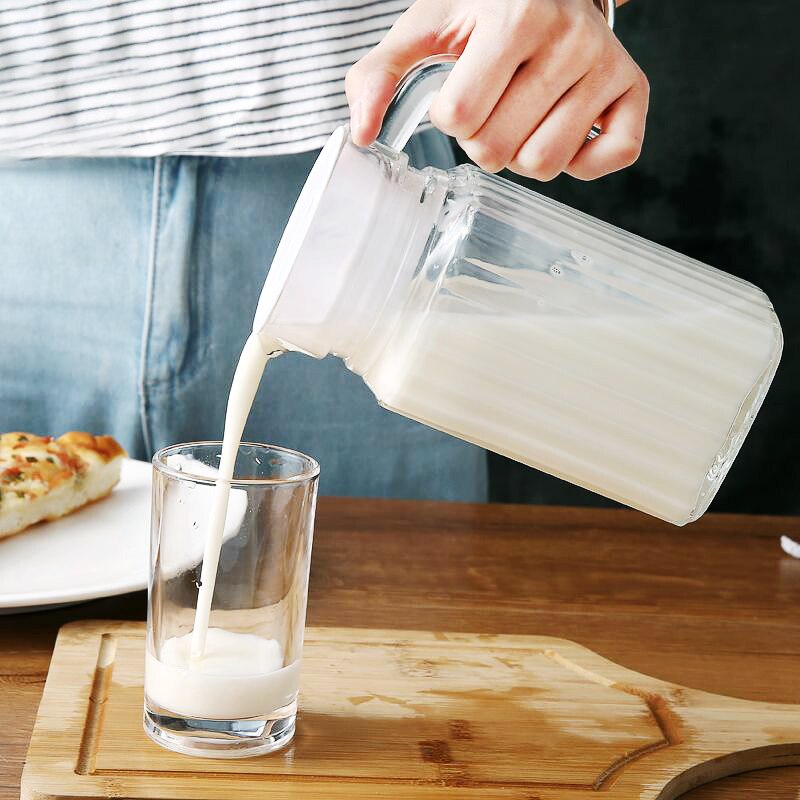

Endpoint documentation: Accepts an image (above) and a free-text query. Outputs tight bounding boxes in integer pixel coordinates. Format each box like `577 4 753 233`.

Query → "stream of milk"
189 333 276 660
147 333 289 720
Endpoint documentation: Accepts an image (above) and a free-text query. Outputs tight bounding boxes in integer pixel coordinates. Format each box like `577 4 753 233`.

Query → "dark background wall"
478 1 800 514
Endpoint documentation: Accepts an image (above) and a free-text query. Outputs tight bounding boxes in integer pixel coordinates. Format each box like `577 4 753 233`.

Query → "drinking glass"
144 441 319 758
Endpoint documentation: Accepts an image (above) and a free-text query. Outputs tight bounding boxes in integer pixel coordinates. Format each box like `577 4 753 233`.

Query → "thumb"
345 2 454 147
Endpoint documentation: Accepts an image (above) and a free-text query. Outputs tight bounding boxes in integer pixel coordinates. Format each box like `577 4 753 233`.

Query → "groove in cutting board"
21 621 800 800
75 633 116 776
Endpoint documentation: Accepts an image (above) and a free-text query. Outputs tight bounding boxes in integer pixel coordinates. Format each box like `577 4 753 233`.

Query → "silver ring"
588 0 616 139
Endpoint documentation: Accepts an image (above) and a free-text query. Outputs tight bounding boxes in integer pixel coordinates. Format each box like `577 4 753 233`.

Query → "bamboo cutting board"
21 621 800 800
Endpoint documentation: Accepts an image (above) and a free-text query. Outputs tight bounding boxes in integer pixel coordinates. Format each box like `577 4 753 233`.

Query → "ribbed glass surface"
363 166 782 525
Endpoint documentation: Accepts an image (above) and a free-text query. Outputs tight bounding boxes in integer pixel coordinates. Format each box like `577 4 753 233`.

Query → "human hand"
346 0 648 180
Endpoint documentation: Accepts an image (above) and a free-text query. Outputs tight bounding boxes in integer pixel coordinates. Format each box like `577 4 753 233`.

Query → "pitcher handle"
376 0 616 152
376 54 458 151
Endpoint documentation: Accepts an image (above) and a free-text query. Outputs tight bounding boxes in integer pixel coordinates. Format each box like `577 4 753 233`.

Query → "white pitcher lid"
252 125 348 333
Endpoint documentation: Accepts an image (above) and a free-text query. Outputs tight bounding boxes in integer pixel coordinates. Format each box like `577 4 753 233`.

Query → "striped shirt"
0 0 410 157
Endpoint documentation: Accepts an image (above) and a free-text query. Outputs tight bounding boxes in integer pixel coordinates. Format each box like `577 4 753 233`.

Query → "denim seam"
138 155 163 456
142 158 213 394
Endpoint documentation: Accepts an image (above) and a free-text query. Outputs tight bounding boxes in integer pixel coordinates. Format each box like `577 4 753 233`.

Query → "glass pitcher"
252 57 782 526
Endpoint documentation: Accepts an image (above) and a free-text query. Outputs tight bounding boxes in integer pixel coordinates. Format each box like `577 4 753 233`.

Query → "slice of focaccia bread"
0 431 127 540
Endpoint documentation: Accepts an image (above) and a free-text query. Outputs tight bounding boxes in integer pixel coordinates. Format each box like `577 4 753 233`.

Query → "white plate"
0 459 151 612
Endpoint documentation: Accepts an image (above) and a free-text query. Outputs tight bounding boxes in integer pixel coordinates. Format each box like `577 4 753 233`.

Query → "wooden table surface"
1 498 799 799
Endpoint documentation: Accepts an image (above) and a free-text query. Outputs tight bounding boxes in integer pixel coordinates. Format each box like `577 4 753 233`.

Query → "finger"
428 16 529 142
458 41 593 173
344 1 456 147
566 80 649 179
510 67 632 181
346 66 404 147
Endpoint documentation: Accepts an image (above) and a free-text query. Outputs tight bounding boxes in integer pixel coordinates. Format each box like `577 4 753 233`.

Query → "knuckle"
614 134 643 167
586 40 609 71
622 62 649 97
568 168 596 182
344 60 372 97
566 22 604 67
636 70 651 98
462 136 509 173
508 0 543 34
517 145 561 181
551 3 574 35
343 67 360 95
569 6 594 39
430 96 475 138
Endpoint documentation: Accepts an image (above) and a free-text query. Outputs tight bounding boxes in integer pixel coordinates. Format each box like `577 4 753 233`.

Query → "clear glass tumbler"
144 441 319 758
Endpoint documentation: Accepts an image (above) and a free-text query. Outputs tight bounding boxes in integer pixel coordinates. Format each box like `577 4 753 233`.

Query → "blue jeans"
0 132 488 501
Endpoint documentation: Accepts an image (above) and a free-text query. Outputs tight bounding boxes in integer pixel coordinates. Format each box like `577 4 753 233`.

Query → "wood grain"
1 499 799 799
20 622 800 799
